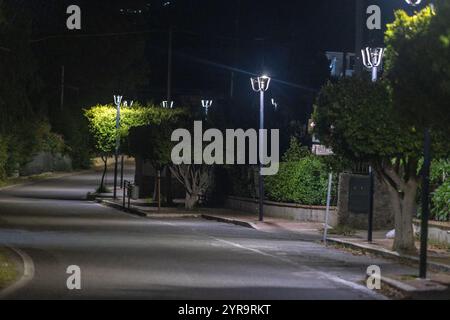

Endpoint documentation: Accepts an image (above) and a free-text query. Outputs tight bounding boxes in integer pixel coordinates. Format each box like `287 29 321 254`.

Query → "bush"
431 180 450 221
265 156 331 205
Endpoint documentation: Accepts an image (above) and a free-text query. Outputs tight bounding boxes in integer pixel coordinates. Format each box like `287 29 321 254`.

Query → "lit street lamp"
405 0 422 6
361 47 385 82
251 75 271 222
161 100 174 109
113 95 123 199
201 100 213 119
361 47 385 243
271 98 278 111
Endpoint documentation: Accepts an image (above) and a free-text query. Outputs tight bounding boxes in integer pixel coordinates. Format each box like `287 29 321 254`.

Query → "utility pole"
60 66 65 110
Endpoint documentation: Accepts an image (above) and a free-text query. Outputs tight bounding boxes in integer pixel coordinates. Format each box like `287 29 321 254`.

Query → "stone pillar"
337 172 394 230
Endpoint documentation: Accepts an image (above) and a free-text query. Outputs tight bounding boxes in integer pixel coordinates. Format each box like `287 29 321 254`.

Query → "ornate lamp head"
251 75 271 92
361 47 385 68
405 0 422 6
161 101 174 109
114 95 123 106
201 100 213 109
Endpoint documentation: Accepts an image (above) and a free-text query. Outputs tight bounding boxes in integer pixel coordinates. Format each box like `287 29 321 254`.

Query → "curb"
0 247 35 299
327 237 450 274
380 276 450 300
201 214 257 229
97 199 201 219
96 199 147 217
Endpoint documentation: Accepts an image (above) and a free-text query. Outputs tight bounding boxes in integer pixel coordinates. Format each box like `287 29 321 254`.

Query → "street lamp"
251 75 271 222
405 0 422 6
120 100 133 189
361 47 385 82
201 100 213 119
161 100 174 109
113 95 123 200
271 98 278 111
361 47 384 243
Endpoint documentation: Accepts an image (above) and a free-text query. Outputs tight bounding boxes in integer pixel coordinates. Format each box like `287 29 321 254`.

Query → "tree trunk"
185 191 198 210
99 156 108 192
386 180 418 254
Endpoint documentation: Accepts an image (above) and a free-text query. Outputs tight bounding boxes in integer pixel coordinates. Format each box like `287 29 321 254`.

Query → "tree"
314 78 423 253
84 103 182 192
170 164 214 210
128 124 175 207
129 122 215 210
385 2 450 132
314 2 450 254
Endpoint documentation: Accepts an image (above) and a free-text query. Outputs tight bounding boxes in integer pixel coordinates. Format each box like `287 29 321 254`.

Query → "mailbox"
348 176 370 214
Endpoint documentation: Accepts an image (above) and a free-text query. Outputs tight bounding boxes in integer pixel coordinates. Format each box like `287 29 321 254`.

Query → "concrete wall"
20 152 72 176
225 196 338 227
337 173 394 230
414 220 450 245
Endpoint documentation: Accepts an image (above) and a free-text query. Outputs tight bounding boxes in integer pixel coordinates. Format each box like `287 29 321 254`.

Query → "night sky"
26 1 356 100
15 0 427 137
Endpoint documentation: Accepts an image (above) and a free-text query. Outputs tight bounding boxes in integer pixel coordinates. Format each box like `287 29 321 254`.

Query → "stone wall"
337 173 394 229
20 152 72 176
225 196 338 227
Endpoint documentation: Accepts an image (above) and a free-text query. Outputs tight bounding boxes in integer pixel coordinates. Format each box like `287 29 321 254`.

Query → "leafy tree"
314 78 423 253
84 103 182 192
314 3 450 253
385 2 450 132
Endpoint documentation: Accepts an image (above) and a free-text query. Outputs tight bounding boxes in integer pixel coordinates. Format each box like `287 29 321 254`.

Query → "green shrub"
431 159 450 189
265 156 331 205
431 180 450 221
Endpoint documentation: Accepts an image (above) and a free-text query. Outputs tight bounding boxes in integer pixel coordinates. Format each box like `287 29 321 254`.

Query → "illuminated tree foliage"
84 103 183 191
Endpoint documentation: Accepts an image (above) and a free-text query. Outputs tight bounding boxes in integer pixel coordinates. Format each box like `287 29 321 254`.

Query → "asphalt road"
0 168 415 300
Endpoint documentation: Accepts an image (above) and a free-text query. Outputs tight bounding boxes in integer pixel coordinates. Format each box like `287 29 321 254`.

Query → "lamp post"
113 95 123 200
251 75 271 222
201 100 213 119
361 47 384 242
361 47 385 82
120 100 133 189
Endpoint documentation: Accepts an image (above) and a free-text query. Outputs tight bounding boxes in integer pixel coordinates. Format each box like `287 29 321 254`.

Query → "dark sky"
26 0 356 98
21 0 427 113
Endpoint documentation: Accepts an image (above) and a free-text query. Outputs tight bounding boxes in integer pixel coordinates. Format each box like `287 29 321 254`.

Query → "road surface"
0 169 414 299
